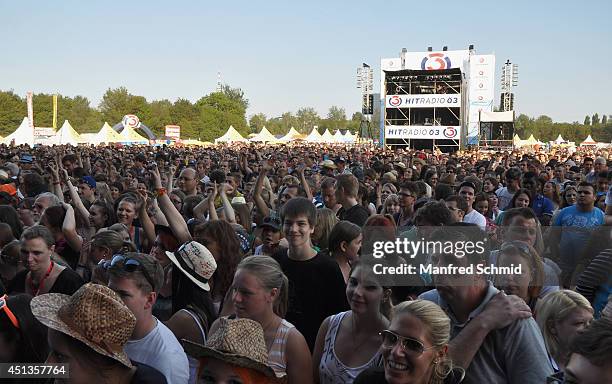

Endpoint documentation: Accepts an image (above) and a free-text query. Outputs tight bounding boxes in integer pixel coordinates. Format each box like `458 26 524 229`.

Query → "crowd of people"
0 141 611 384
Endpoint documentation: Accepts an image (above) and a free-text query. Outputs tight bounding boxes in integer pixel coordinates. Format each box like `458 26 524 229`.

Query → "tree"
248 113 267 133
592 113 600 126
295 107 320 133
602 115 608 125
221 84 249 110
196 91 248 140
148 99 174 136
327 106 346 121
0 90 25 136
584 115 591 126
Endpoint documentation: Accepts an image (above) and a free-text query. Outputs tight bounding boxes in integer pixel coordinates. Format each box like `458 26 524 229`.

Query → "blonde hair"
535 290 593 362
91 229 135 254
237 256 289 318
392 300 461 384
312 208 339 250
381 194 400 215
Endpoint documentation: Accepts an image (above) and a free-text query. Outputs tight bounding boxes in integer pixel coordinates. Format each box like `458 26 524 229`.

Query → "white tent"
93 122 124 144
321 128 334 143
215 125 247 144
279 127 304 142
305 128 323 142
342 130 357 143
333 130 344 143
554 134 566 144
580 135 598 146
249 126 278 143
48 120 85 145
119 126 149 144
2 117 34 146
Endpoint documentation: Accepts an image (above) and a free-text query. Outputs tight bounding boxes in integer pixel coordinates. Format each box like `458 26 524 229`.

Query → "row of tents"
0 117 358 147
1 117 150 146
514 133 608 148
215 126 358 144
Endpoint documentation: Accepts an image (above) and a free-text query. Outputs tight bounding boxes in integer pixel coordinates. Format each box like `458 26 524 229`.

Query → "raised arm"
253 160 271 218
61 167 91 222
137 195 156 250
61 203 83 251
219 183 236 224
150 165 191 244
208 183 219 221
47 162 65 203
297 164 313 201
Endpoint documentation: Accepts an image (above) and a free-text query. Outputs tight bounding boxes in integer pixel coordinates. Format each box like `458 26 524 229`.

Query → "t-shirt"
553 205 605 273
124 318 190 384
531 194 554 219
419 283 553 384
8 267 84 296
463 209 487 231
496 186 516 211
272 249 349 351
338 204 370 227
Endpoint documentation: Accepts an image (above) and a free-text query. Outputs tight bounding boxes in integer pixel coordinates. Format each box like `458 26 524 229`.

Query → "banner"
26 91 34 129
386 94 461 108
382 50 470 71
385 125 460 140
467 54 496 143
165 125 181 139
34 127 56 137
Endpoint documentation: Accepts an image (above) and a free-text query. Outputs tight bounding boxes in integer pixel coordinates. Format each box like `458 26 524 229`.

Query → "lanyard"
29 261 54 296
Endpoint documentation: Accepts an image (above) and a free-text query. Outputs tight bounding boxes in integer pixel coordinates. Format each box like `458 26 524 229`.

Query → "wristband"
155 188 167 198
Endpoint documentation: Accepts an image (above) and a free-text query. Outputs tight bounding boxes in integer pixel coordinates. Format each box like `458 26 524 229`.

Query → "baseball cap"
258 216 281 231
334 156 346 164
0 184 17 196
81 176 97 189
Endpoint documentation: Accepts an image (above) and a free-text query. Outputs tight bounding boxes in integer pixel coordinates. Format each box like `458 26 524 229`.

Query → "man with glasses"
107 253 189 384
419 227 553 383
394 181 419 229
551 182 605 287
177 167 198 197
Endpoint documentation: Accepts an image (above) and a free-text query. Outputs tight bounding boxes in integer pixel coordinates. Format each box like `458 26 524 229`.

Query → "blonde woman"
354 300 464 384
535 290 593 373
209 255 313 384
381 194 400 216
312 208 339 252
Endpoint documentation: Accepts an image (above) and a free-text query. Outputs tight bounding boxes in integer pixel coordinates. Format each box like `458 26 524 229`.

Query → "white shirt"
464 209 487 231
125 318 190 384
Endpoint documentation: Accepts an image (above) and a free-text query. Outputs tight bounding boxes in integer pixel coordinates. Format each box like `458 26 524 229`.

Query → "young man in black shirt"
335 173 370 227
272 197 349 351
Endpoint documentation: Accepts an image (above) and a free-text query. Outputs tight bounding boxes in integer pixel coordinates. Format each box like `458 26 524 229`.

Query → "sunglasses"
0 295 19 329
380 330 434 355
99 255 156 291
500 241 532 257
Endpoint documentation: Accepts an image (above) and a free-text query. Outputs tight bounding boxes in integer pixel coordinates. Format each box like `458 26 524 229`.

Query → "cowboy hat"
183 317 277 378
31 283 136 368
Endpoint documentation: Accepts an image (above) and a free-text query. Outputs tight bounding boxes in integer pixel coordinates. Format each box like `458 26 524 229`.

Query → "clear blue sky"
1 0 610 123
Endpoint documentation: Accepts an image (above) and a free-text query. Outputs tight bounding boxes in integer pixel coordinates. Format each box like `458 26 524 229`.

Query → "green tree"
196 91 248 140
148 99 174 136
592 113 600 126
221 84 249 110
602 115 608 125
171 98 199 140
0 90 25 136
248 113 267 133
295 107 320 134
584 115 591 125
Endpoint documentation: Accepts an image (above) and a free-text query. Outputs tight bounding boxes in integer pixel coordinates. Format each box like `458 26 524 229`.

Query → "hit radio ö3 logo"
388 95 402 107
421 53 451 70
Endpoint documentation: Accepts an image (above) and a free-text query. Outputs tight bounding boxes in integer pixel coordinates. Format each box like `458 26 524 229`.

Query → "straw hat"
31 283 136 368
166 241 217 291
183 317 276 378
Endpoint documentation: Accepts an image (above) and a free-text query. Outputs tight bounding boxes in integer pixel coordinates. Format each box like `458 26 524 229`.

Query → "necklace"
28 261 54 296
350 312 375 351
